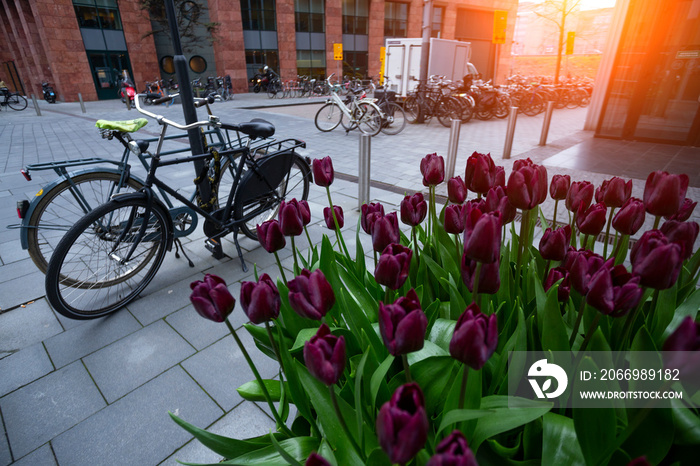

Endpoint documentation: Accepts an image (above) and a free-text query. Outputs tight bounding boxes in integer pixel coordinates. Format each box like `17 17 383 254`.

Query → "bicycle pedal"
204 238 225 260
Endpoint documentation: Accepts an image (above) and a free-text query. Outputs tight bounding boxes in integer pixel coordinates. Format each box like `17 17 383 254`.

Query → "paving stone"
161 401 276 466
181 329 280 412
0 299 62 354
0 343 53 397
82 320 195 403
51 366 223 466
0 269 46 311
0 421 11 466
43 309 143 369
125 272 202 326
165 303 236 351
0 239 28 265
10 443 56 466
0 361 105 459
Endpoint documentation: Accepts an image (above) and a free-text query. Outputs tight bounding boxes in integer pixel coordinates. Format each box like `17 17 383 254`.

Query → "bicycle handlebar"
134 93 216 130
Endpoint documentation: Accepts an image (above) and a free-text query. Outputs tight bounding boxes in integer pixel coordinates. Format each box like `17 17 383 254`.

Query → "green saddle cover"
95 118 148 133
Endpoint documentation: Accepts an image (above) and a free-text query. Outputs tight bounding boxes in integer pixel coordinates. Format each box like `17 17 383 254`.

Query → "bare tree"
139 0 219 53
534 0 582 83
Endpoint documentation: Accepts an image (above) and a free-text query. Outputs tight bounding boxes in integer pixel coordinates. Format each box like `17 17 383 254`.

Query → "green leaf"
216 437 319 465
237 379 283 402
290 327 320 352
370 354 395 411
436 408 494 438
652 284 678 340
407 339 449 365
243 324 276 360
613 234 629 265
268 432 304 466
354 349 370 451
411 356 457 417
277 325 315 432
366 447 392 466
542 413 585 466
441 276 467 320
672 398 700 445
318 438 339 466
540 285 569 351
662 288 700 339
622 408 674 464
427 318 457 352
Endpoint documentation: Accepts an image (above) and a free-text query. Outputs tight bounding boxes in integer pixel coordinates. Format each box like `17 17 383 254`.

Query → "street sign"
566 32 575 55
493 10 507 44
379 46 386 83
333 43 343 61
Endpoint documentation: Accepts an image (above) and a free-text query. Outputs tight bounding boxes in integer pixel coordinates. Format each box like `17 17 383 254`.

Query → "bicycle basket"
481 91 497 106
234 152 295 207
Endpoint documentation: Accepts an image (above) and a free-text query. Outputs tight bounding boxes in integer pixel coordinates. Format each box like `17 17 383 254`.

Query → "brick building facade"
1 0 518 102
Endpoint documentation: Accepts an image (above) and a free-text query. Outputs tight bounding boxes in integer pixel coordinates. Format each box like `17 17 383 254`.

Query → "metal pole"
358 133 371 209
78 93 87 113
539 101 555 146
502 107 518 159
30 94 41 116
445 118 461 180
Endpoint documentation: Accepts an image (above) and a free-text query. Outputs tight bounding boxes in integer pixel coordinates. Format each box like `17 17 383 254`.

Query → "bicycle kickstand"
231 233 248 273
173 238 195 267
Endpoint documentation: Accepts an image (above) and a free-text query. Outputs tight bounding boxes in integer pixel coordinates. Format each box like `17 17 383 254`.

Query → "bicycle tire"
45 197 169 319
404 95 422 124
494 95 511 119
437 98 460 127
8 94 28 111
521 93 544 116
314 103 343 132
380 102 406 135
26 171 144 275
356 102 383 136
235 153 311 241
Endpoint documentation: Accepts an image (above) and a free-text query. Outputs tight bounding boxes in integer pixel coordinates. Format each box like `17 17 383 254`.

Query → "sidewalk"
1 94 698 465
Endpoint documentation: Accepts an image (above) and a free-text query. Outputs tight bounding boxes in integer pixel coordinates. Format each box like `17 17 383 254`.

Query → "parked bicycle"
404 77 461 127
42 92 310 319
353 78 406 135
314 74 383 136
0 85 28 111
42 82 56 103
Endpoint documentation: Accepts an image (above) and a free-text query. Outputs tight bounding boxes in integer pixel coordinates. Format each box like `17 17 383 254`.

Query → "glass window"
189 55 207 73
385 2 408 38
431 6 444 38
160 56 175 74
296 0 325 33
75 5 99 28
74 0 121 30
343 0 368 35
241 0 277 31
296 49 326 78
343 51 368 78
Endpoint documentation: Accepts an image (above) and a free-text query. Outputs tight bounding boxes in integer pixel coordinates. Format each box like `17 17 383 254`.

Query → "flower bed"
175 153 699 466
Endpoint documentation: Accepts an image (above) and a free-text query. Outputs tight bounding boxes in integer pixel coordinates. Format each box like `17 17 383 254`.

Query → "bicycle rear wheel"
356 102 383 136
26 171 144 275
8 94 28 111
45 197 170 319
380 102 406 135
314 103 343 132
404 95 422 124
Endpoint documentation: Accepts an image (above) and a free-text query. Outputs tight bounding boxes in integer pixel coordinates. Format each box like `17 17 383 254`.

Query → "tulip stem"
265 321 284 373
570 211 577 248
515 209 530 297
454 234 461 259
326 187 351 260
619 296 646 351
412 227 420 266
273 251 288 286
553 200 559 227
653 215 661 230
458 365 469 410
291 236 299 275
569 298 587 347
612 233 628 263
384 287 393 304
645 289 660 331
329 387 366 461
582 234 590 250
401 354 412 383
603 208 615 258
225 319 294 437
544 260 551 282
578 313 601 353
304 225 313 250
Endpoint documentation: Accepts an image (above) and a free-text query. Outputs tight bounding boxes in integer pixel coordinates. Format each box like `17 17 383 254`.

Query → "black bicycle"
44 93 310 319
0 87 28 111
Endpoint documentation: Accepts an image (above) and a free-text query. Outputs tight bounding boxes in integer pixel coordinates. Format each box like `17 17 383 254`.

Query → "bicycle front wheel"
26 171 144 275
404 95 421 123
314 103 343 132
8 94 28 111
380 102 407 135
45 197 170 319
356 102 382 136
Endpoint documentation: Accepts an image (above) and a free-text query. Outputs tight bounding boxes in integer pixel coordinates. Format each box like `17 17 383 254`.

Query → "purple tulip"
426 430 478 466
662 316 700 386
465 151 498 195
375 244 413 290
550 174 571 201
576 202 607 237
544 267 571 302
288 269 336 320
644 171 689 218
448 176 468 204
377 383 429 465
312 156 334 187
595 177 632 208
665 198 697 222
379 289 427 356
627 457 652 466
444 204 466 234
257 220 286 253
298 199 311 226
420 153 445 187
481 186 516 225
660 220 699 261
586 264 642 317
566 181 594 213
461 255 501 294
631 230 683 290
323 205 344 230
612 198 646 236
539 225 572 261
506 158 548 211
372 212 400 253
305 452 331 466
564 248 607 295
401 193 427 227
279 199 305 237
239 273 280 324
189 274 235 323
494 166 506 188
304 323 346 385
449 303 498 370
361 202 385 234
463 209 501 264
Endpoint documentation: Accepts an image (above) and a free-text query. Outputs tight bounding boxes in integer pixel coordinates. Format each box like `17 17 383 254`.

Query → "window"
385 2 408 38
296 0 324 33
296 50 326 78
431 6 444 38
343 0 368 35
241 0 277 31
73 0 122 30
160 56 175 74
245 50 279 81
189 55 207 73
343 51 368 78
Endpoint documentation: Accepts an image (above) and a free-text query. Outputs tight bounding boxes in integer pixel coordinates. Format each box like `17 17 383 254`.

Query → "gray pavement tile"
0 239 27 265
0 343 53 398
165 303 233 351
161 401 276 466
0 420 11 466
126 272 202 326
0 270 46 311
51 366 223 466
181 329 280 412
43 309 143 369
9 443 56 466
0 299 62 355
82 320 195 403
0 361 106 459
0 258 42 281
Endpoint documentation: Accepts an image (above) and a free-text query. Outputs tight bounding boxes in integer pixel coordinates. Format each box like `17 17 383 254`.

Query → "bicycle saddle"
221 119 275 140
95 118 148 133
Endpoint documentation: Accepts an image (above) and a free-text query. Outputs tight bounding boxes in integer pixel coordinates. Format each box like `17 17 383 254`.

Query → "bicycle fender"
109 192 175 252
19 167 145 249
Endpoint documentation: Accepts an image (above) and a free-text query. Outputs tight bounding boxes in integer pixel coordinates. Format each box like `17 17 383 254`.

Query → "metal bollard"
539 101 555 146
502 107 518 159
78 93 87 113
31 95 42 116
358 133 371 209
445 119 461 180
